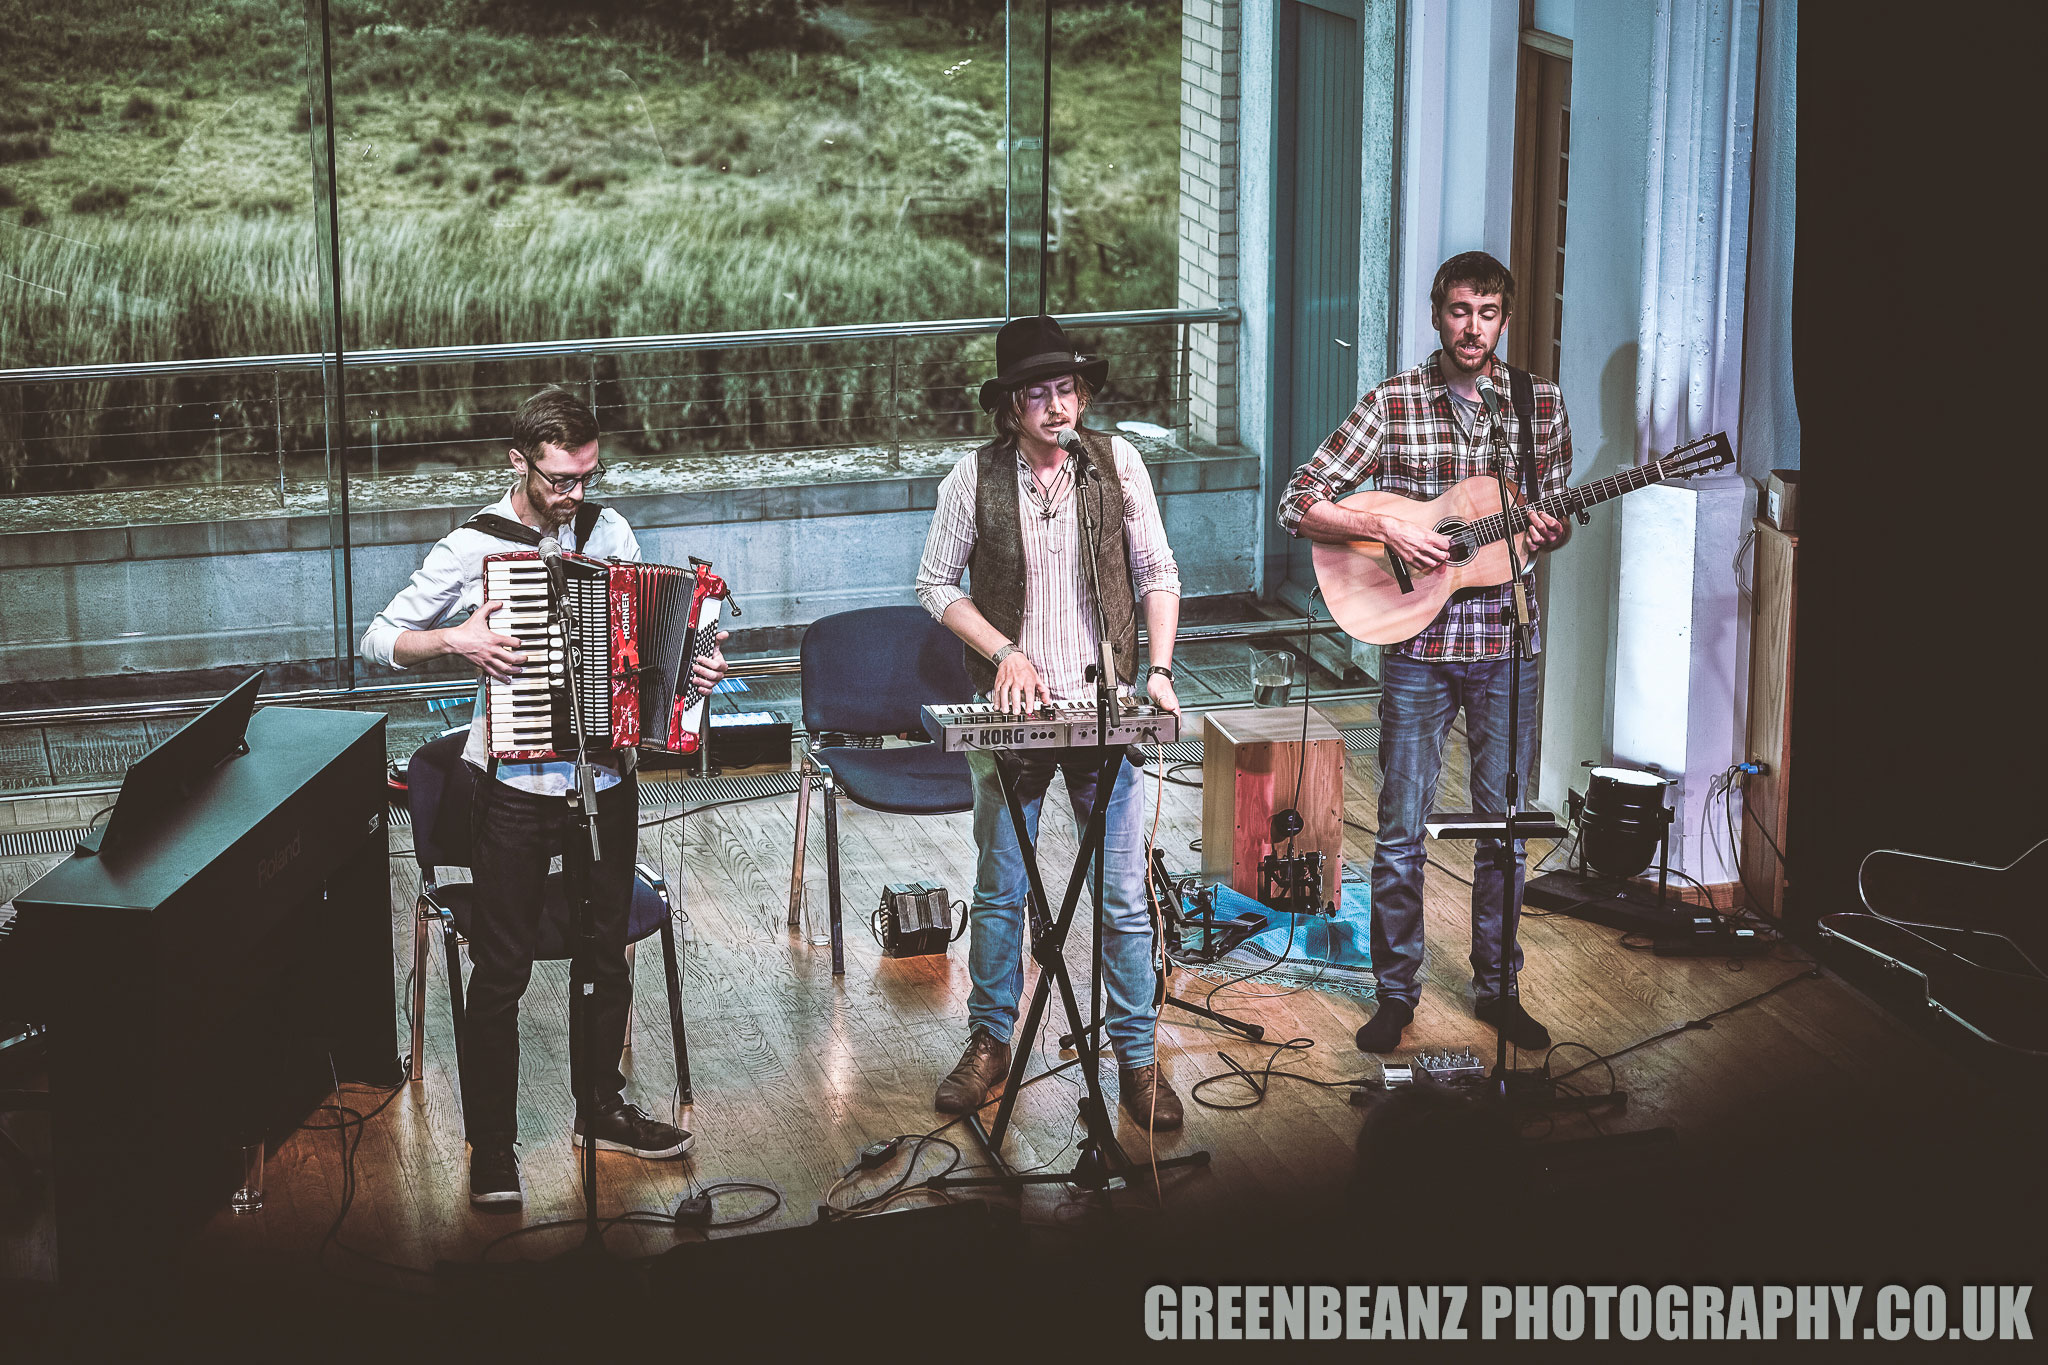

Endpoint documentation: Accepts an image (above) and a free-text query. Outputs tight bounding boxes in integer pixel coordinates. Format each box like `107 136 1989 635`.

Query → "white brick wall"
1179 0 1240 448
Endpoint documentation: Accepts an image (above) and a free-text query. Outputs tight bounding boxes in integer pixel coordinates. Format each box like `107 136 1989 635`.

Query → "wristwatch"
992 643 1020 666
1146 664 1174 682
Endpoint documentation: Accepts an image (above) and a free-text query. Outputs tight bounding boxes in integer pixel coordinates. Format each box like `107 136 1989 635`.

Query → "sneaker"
573 1100 694 1158
1354 999 1414 1054
1117 1064 1185 1130
1475 996 1552 1051
934 1027 1011 1113
469 1143 521 1209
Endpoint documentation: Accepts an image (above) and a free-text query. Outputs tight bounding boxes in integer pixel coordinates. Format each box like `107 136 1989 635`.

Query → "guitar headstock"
1657 432 1735 479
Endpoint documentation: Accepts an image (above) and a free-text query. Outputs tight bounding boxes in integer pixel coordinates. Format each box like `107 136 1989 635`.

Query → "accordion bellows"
483 551 731 760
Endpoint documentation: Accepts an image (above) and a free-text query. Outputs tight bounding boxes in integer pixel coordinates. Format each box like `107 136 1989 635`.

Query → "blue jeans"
966 747 1159 1067
1370 651 1542 1008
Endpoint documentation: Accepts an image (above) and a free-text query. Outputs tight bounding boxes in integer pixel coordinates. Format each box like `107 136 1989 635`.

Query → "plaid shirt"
1279 351 1573 660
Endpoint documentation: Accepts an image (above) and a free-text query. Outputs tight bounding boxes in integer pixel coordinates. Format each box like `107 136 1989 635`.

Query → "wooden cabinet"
1743 519 1797 916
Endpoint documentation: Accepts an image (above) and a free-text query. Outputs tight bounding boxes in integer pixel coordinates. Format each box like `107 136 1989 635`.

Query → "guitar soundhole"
1436 519 1476 567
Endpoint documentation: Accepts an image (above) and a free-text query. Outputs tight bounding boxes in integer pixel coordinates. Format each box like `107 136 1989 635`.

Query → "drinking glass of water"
230 1141 264 1214
1251 649 1295 707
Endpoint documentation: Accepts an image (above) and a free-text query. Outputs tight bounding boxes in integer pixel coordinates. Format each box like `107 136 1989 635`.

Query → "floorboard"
2 700 2042 1356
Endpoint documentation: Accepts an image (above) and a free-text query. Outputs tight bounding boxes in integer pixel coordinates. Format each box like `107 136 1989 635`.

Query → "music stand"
76 670 264 860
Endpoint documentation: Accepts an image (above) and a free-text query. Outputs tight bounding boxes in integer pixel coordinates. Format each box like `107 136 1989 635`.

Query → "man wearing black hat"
914 315 1189 1129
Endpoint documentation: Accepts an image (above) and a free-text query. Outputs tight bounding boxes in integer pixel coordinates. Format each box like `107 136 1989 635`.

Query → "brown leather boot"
1117 1063 1185 1130
934 1028 1011 1113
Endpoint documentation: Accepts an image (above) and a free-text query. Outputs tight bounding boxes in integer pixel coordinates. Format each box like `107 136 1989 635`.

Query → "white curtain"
1635 0 1761 461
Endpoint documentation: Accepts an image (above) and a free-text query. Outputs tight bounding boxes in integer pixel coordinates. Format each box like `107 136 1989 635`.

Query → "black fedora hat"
977 315 1110 412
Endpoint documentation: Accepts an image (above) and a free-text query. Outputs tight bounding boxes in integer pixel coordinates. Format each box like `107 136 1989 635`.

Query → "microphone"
537 534 566 600
1474 372 1506 425
1474 374 1515 481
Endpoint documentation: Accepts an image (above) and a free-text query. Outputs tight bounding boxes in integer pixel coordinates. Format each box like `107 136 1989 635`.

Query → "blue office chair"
405 733 694 1102
786 606 976 974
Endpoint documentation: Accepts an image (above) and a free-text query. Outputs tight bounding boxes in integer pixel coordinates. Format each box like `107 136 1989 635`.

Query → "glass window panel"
1 2 325 498
328 3 1008 353
1046 0 1181 316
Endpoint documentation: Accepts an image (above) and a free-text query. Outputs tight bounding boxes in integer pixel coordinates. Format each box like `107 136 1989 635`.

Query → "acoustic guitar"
1310 431 1735 644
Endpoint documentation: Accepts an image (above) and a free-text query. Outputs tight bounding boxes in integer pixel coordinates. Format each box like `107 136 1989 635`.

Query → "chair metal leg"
824 778 845 976
441 920 467 1075
622 941 637 1055
410 900 432 1083
657 914 693 1105
788 764 813 928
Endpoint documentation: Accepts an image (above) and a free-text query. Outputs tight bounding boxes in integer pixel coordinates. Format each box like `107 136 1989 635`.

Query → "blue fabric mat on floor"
1178 869 1378 998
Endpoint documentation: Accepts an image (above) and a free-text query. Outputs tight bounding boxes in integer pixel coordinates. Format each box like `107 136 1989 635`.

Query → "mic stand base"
1161 991 1265 1042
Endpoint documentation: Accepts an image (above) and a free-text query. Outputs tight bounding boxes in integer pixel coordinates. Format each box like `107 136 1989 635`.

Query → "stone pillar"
1179 0 1240 448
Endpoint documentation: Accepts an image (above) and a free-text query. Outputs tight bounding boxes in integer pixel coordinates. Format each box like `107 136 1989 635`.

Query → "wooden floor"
4 697 2044 1353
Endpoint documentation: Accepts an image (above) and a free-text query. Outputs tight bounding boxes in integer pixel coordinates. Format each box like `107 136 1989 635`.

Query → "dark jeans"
461 770 637 1145
1370 651 1541 1008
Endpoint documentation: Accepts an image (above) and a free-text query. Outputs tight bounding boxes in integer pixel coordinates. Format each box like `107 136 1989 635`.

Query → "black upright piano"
1 705 400 1282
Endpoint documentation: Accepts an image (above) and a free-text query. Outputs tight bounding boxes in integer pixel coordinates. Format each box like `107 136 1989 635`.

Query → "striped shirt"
1279 352 1573 660
916 435 1181 702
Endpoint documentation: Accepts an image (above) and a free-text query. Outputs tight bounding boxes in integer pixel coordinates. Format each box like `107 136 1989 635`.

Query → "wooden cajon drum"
1201 706 1345 900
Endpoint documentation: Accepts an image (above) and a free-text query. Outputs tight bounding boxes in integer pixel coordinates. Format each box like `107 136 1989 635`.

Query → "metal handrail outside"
0 306 1238 388
0 618 1355 730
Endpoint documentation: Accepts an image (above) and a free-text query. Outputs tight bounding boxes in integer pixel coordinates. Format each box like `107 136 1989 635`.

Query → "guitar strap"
1503 364 1539 503
463 501 605 547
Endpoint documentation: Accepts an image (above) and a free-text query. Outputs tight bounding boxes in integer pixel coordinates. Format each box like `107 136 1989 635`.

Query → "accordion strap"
464 501 606 548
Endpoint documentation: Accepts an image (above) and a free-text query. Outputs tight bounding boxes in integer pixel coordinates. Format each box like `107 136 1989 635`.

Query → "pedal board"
1413 1047 1487 1083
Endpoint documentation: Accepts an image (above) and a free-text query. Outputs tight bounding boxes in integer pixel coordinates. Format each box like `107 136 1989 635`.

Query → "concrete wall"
1536 0 1658 815
1738 0 1798 480
1239 0 1279 593
0 442 1260 685
1393 0 1520 366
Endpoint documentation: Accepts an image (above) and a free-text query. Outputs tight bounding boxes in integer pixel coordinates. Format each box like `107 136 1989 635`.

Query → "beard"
1444 341 1492 374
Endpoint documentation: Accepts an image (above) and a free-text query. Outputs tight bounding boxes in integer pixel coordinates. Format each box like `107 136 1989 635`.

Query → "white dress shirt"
915 434 1181 703
361 489 641 793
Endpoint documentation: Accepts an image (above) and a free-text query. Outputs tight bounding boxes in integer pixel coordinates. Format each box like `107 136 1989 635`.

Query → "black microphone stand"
543 544 608 1253
1484 404 1537 1096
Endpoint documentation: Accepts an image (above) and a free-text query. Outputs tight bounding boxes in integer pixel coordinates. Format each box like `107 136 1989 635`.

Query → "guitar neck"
1470 439 1718 548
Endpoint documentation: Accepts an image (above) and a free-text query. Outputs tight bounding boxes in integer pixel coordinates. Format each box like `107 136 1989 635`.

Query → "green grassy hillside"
0 1 1182 491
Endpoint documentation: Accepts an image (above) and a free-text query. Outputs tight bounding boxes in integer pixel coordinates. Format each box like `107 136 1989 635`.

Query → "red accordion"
482 551 732 761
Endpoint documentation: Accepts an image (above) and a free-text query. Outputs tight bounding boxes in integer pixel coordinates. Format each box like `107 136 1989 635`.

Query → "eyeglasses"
527 461 605 493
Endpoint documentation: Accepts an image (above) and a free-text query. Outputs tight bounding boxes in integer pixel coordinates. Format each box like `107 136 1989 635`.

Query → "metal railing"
0 306 1231 500
0 617 1353 735
0 307 1232 387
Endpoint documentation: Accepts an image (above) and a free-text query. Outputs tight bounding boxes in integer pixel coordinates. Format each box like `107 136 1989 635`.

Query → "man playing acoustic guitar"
1279 252 1572 1055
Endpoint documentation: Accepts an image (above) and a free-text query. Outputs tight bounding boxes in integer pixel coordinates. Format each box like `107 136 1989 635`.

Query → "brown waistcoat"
963 427 1138 696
